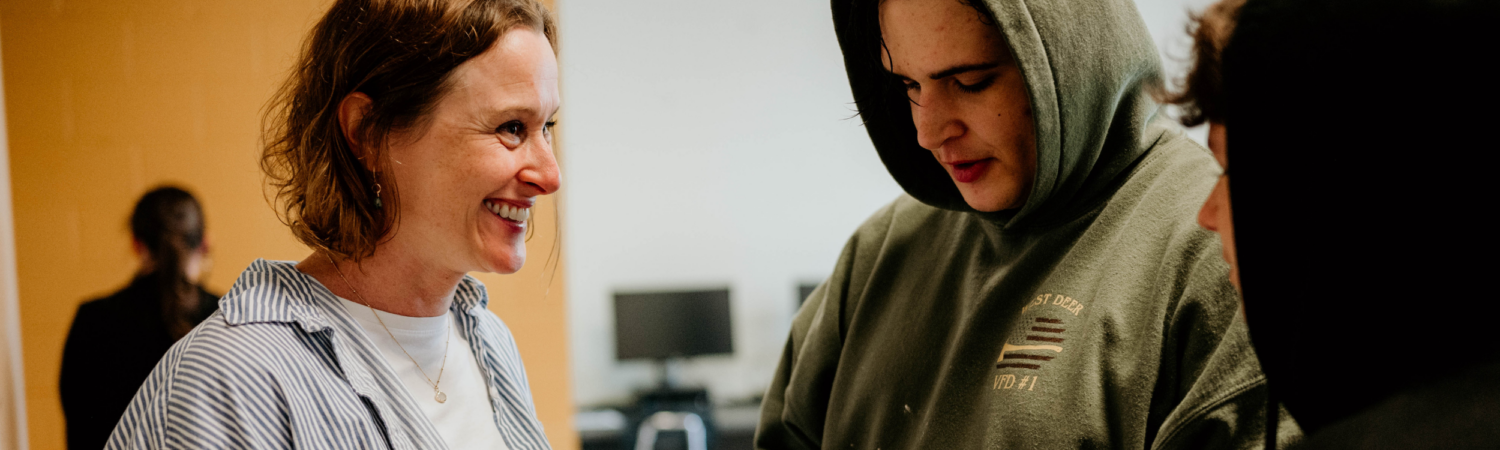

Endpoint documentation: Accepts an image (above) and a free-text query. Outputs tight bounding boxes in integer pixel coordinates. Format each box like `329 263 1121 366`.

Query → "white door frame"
0 18 33 450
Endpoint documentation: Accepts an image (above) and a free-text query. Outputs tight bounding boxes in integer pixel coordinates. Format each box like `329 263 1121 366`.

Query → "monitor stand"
630 359 716 450
654 357 685 390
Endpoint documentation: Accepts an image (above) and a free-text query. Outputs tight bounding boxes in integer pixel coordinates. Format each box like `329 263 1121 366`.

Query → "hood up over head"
1226 0 1500 435
833 0 1167 230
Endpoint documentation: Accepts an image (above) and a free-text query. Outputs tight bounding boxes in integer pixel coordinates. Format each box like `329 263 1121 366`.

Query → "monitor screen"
798 282 820 307
614 288 734 360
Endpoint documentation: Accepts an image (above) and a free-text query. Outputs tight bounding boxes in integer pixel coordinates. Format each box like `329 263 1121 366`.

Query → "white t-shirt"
337 297 511 450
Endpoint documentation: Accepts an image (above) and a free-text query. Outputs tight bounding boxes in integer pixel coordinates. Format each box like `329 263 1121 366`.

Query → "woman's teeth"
484 200 530 222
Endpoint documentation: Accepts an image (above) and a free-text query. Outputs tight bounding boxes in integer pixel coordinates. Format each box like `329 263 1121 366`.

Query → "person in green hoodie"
754 0 1297 448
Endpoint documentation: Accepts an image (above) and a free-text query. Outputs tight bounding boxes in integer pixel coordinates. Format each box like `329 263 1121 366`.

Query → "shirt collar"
220 259 490 331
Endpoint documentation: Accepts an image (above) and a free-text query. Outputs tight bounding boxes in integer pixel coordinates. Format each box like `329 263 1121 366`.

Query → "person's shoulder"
110 306 326 448
1088 129 1232 294
219 259 305 301
1105 130 1223 243
70 282 152 335
848 193 968 248
1118 128 1221 215
169 309 305 367
171 259 337 368
216 259 334 325
77 279 146 313
73 295 119 323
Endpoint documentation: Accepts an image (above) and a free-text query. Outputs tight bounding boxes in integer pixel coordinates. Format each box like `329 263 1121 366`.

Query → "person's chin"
488 246 527 273
958 189 1019 212
471 239 525 274
483 257 525 274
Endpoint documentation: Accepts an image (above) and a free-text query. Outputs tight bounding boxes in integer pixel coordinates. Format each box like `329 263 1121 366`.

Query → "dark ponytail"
130 186 207 339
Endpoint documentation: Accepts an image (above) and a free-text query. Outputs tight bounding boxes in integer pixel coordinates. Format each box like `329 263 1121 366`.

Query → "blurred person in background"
755 0 1294 448
1175 0 1500 447
105 0 562 448
59 185 219 450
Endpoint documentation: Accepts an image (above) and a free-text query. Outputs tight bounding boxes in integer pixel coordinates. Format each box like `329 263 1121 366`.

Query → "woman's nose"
519 139 561 195
912 93 964 151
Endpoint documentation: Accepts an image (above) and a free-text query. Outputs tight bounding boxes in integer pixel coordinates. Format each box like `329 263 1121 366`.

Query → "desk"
579 404 759 450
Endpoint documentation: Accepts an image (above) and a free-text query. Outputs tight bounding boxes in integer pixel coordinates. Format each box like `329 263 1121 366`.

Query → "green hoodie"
754 0 1299 448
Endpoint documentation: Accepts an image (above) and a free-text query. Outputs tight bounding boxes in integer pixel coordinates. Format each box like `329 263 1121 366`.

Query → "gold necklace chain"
327 254 452 404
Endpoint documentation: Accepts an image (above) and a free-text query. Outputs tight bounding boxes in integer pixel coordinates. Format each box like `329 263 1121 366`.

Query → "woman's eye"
955 75 997 93
498 121 525 136
544 120 557 139
497 121 525 147
902 80 922 104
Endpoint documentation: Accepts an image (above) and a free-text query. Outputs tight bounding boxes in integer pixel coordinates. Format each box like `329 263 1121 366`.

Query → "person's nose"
519 136 561 196
912 91 965 151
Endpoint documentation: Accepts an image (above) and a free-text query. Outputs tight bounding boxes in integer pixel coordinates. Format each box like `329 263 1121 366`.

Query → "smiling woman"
103 0 561 448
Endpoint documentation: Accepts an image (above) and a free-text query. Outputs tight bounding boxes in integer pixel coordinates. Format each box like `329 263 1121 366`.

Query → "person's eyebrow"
927 62 1000 80
885 61 1002 82
481 104 554 122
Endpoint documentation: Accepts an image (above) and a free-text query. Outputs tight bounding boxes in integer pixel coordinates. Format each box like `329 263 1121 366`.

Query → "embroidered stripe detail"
995 363 1042 370
1000 354 1055 361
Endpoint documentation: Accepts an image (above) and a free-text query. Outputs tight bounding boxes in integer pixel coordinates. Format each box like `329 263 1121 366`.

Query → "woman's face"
383 28 561 275
1197 122 1239 291
880 0 1037 212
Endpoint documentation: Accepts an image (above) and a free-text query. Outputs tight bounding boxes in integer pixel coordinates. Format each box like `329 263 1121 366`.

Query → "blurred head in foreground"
1169 0 1500 442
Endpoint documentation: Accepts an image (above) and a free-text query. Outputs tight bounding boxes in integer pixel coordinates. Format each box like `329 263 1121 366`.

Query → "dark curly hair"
1160 0 1246 127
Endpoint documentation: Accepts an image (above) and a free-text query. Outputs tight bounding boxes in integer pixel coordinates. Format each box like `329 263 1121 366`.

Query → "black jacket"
59 276 218 450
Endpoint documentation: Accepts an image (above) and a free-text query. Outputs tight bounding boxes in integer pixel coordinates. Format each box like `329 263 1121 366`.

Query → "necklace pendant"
435 390 447 403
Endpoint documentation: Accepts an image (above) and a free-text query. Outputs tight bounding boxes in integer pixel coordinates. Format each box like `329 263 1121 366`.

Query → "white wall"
560 0 1217 409
0 21 33 450
1140 0 1218 144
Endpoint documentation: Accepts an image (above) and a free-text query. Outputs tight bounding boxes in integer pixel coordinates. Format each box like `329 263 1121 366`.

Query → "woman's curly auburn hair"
261 0 556 261
1161 0 1246 127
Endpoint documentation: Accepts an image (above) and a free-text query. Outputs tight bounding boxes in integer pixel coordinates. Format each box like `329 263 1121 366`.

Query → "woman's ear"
197 231 212 255
187 231 212 285
337 92 376 170
132 239 154 275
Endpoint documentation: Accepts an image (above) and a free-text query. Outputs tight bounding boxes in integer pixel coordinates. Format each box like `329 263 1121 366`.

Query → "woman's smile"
483 199 531 227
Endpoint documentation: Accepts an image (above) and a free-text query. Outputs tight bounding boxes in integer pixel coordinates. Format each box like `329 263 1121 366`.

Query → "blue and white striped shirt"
106 259 552 450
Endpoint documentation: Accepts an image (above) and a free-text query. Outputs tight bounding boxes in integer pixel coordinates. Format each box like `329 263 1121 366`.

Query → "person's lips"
946 158 993 183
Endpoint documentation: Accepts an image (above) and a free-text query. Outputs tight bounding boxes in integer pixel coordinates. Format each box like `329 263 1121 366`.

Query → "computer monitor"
614 288 734 361
797 282 820 307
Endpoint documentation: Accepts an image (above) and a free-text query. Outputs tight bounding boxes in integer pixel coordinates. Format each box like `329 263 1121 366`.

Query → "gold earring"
373 183 383 209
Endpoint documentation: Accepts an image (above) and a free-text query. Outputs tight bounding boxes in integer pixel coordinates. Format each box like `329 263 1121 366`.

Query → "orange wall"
0 0 575 449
